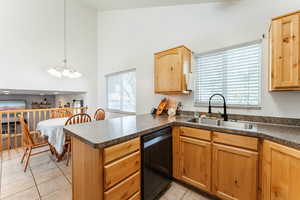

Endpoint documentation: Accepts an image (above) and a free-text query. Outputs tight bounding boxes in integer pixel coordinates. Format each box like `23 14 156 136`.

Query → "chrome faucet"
208 94 228 121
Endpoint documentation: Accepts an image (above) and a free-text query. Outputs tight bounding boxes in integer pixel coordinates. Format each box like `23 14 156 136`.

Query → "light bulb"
68 71 82 79
62 69 71 77
48 68 62 78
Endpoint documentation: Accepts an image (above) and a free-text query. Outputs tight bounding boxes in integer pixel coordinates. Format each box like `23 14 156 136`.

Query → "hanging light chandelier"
48 0 82 79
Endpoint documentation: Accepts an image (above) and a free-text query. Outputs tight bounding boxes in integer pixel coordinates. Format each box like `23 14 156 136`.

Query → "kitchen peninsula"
64 114 300 200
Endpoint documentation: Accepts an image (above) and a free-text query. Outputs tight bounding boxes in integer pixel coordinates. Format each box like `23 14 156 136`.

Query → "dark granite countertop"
64 114 300 150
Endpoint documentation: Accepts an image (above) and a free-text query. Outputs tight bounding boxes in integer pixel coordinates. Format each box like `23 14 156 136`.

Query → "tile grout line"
56 163 72 184
30 154 68 200
180 189 189 200
1 150 37 199
30 160 43 200
53 157 72 185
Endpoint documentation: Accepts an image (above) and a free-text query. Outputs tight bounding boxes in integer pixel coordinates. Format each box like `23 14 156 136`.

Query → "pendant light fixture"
48 0 82 79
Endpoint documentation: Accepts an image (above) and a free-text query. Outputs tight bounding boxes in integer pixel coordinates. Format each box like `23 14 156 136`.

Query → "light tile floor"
0 149 211 200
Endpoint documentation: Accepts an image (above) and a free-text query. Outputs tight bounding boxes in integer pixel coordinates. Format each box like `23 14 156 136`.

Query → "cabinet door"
155 49 182 92
262 141 300 200
271 14 300 89
212 143 258 200
180 136 211 192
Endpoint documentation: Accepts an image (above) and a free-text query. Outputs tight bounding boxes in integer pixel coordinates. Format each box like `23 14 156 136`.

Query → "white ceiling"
80 0 235 11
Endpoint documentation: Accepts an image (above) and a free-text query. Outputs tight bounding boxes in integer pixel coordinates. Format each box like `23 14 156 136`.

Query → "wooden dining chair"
64 113 92 166
94 108 105 121
51 109 73 119
19 117 51 172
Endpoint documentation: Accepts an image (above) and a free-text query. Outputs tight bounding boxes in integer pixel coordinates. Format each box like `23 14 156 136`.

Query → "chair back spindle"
65 113 92 126
19 117 34 146
51 109 73 119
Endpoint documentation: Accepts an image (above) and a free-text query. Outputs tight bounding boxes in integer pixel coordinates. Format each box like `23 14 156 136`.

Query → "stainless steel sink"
187 118 255 130
187 118 221 125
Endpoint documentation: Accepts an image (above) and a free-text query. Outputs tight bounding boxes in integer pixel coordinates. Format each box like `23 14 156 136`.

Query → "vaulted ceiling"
79 0 236 11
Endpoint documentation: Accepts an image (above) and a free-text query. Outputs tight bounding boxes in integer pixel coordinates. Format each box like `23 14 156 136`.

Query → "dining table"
36 117 69 161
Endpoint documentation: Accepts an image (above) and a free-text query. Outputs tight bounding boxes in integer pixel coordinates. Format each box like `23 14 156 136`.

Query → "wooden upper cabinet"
262 140 300 200
212 143 258 200
270 11 300 90
180 136 211 192
154 46 191 94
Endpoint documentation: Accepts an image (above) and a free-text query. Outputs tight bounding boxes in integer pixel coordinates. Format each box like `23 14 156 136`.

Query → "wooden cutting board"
156 98 168 115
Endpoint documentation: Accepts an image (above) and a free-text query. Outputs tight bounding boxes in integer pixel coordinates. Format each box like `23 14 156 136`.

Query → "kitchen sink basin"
187 118 255 130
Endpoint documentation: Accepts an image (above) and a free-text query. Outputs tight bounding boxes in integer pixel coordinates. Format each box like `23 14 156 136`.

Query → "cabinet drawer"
180 127 211 141
104 151 140 189
213 132 258 151
104 138 140 164
104 171 140 200
128 192 140 200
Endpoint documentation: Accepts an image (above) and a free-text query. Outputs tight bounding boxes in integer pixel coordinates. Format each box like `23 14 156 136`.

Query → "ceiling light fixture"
47 0 82 79
3 91 10 95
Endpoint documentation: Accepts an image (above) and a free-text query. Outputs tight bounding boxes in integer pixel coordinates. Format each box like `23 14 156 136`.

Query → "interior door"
155 49 182 92
212 143 258 200
180 136 211 192
272 14 300 89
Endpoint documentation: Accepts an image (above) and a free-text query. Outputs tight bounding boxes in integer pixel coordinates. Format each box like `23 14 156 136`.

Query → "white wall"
0 0 98 114
98 0 300 118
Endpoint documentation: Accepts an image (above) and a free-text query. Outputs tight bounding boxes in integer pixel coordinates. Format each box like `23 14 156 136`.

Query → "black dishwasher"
141 127 172 200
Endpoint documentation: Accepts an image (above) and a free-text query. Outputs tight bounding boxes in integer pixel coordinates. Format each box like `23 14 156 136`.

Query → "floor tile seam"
30 162 43 200
180 189 189 200
29 154 57 171
53 159 71 185
41 183 74 199
0 184 36 199
30 154 62 185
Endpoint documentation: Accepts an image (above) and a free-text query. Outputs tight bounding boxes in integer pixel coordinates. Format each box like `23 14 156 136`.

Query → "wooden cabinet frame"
262 140 300 200
180 136 212 192
269 11 300 91
173 127 259 200
154 45 191 94
212 143 258 200
71 137 141 200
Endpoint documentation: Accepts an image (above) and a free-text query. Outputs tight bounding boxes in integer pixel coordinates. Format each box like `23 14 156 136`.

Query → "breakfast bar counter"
64 114 300 151
64 114 300 200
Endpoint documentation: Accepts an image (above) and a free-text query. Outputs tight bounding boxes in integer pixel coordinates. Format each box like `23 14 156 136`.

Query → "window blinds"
106 69 136 113
194 41 262 107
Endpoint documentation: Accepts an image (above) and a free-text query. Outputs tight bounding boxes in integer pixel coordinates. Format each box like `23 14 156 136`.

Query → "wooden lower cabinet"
174 127 300 200
72 137 141 200
179 136 211 192
173 127 260 200
262 140 300 200
212 143 258 200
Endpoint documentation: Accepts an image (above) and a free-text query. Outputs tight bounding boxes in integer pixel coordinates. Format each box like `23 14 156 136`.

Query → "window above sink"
193 40 262 108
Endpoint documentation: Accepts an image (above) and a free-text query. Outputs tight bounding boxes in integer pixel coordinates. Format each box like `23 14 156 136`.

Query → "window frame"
193 40 263 109
105 68 136 114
